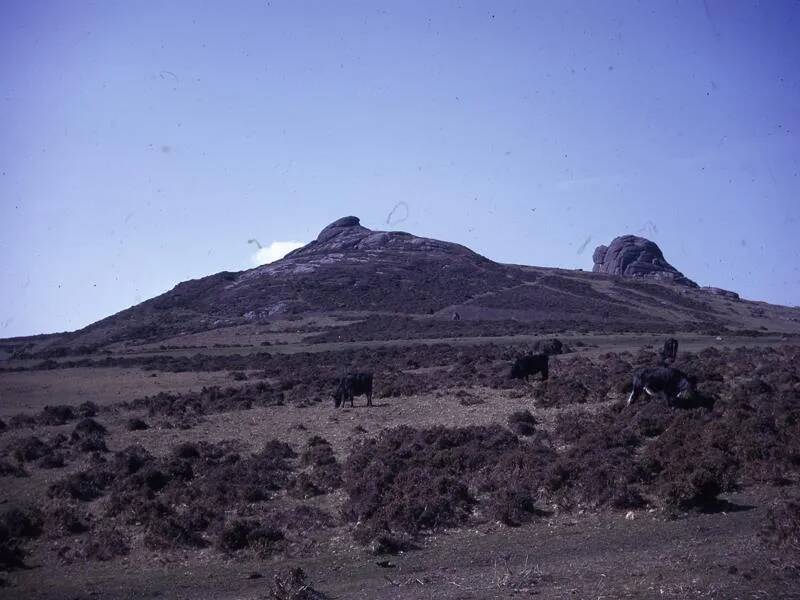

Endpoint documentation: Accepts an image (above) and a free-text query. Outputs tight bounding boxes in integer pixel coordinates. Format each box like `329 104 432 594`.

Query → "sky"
1 0 799 338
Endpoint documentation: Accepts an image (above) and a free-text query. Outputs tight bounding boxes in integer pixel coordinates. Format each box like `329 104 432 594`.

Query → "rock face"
313 216 368 244
592 235 697 287
283 216 477 261
702 286 740 301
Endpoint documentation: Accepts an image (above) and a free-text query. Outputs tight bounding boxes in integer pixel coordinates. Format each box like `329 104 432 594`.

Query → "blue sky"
1 0 798 337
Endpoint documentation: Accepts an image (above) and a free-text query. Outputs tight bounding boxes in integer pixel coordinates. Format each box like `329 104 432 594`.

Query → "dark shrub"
126 418 149 431
142 467 170 491
60 437 298 558
640 412 738 511
508 410 537 436
456 390 484 406
287 473 324 499
71 417 107 438
8 414 36 429
38 405 76 426
631 401 673 438
196 441 295 506
300 439 336 467
310 462 342 491
44 502 90 537
0 460 26 478
0 539 25 570
218 519 272 552
143 513 207 550
174 442 200 459
535 379 594 407
83 527 130 561
246 526 285 556
48 470 111 501
113 445 154 475
486 488 540 526
545 409 644 510
661 468 724 511
37 452 66 469
0 506 43 539
344 425 549 541
126 383 284 418
77 401 99 418
262 440 296 460
70 418 108 453
10 436 49 463
553 411 594 444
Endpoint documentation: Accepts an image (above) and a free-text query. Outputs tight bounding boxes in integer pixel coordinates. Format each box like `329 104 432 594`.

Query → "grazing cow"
660 337 679 364
627 367 693 406
333 372 374 408
510 353 549 382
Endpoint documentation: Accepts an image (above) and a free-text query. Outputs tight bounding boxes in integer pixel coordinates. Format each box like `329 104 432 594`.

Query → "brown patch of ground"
0 368 250 416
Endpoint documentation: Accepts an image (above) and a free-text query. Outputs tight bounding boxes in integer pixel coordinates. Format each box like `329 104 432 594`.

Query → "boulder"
592 235 697 287
282 216 478 261
315 216 366 243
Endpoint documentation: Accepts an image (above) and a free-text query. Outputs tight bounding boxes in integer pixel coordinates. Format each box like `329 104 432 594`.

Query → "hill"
4 216 799 356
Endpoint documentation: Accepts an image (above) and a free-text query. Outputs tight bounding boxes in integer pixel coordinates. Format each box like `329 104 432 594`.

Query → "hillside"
4 217 800 357
2 219 800 599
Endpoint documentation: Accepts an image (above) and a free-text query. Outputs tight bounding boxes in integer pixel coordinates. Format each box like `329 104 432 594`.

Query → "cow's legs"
367 391 373 407
640 386 671 406
627 384 641 406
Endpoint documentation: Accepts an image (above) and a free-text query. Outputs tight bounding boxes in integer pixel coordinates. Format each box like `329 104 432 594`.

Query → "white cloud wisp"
250 240 305 266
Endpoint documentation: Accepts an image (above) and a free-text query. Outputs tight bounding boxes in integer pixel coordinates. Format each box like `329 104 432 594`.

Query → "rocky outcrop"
702 286 740 301
313 216 369 244
282 216 479 262
593 235 697 287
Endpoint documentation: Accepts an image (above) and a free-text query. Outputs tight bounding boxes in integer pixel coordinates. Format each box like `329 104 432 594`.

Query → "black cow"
660 338 679 364
333 372 374 408
627 367 693 406
510 354 549 381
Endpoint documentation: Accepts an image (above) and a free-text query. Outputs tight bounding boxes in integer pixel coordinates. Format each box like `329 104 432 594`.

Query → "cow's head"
676 376 694 401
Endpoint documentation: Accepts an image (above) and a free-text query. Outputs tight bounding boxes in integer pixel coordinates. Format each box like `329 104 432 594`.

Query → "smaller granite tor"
592 235 698 287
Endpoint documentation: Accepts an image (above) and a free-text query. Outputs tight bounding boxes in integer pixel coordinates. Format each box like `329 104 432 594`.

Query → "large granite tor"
592 235 698 287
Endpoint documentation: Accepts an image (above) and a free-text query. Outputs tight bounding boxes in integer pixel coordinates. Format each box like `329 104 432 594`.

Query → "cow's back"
512 353 548 378
350 372 373 395
635 366 685 390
